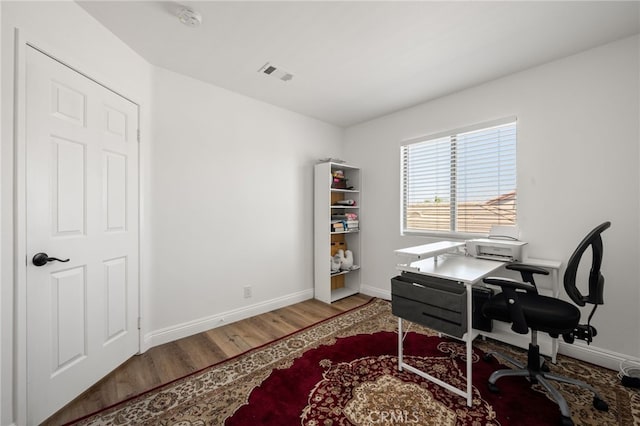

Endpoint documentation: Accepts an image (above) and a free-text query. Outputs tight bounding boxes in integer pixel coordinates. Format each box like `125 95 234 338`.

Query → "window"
401 119 517 235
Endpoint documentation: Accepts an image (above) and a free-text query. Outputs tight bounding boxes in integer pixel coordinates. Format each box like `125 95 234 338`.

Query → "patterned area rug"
69 298 637 425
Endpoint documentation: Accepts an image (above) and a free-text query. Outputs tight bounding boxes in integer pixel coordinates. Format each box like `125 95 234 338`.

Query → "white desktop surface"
405 254 504 283
395 241 465 260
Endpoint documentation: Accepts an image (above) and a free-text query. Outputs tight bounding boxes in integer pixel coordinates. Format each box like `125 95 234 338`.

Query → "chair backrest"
563 222 611 307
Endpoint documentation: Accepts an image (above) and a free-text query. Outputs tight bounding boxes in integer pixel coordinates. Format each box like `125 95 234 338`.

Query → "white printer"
465 238 527 261
465 225 527 262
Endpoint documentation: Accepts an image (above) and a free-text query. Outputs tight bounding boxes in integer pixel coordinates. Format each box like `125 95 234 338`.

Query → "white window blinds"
401 120 517 234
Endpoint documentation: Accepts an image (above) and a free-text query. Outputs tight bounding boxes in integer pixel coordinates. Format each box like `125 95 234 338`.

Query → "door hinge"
137 317 141 330
137 129 141 143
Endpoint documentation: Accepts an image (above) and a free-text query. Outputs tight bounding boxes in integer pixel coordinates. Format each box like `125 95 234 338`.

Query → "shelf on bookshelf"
331 188 359 193
330 267 360 277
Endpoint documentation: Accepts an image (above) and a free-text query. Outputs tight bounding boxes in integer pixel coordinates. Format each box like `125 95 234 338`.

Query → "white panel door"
25 46 139 425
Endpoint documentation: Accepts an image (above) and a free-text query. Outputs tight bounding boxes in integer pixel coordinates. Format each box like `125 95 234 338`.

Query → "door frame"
12 29 143 425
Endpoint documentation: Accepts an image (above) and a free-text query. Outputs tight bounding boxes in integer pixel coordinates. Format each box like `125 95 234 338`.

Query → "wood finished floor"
42 294 372 425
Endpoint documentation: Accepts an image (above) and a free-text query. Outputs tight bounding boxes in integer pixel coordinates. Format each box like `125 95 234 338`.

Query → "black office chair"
481 222 611 426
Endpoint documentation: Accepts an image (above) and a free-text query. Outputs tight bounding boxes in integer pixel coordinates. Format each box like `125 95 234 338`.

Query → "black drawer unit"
391 273 467 338
391 272 493 338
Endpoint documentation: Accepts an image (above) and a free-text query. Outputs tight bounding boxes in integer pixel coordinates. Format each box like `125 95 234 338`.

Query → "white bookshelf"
314 162 361 303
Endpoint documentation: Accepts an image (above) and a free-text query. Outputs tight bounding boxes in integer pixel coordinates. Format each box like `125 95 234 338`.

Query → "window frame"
400 117 517 238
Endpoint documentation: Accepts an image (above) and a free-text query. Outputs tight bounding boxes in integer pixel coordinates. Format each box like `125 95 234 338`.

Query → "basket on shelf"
331 177 348 189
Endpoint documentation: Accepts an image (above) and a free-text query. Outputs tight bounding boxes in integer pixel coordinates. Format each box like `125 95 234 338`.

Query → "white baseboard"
143 289 314 350
558 340 637 371
360 283 390 301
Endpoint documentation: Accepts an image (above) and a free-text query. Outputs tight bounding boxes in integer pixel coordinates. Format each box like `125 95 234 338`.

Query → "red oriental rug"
227 330 556 425
70 298 633 425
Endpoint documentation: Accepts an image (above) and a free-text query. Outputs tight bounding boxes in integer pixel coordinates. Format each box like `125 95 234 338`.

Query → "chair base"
485 343 608 425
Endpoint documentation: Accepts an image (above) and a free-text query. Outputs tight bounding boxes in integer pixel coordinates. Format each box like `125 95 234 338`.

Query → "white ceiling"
78 1 640 127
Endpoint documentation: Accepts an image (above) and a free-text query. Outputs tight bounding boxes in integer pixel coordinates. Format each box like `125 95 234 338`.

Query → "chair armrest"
506 263 549 276
483 277 537 294
482 277 534 334
505 263 549 290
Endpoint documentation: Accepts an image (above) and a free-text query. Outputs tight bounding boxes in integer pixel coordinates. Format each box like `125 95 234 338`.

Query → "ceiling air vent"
258 63 294 82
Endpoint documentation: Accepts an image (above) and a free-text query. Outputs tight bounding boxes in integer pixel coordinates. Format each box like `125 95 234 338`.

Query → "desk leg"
398 317 403 371
465 283 473 407
396 298 475 406
551 269 559 364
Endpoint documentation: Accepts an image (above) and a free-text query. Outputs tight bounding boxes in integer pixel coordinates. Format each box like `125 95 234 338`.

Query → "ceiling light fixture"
177 6 202 28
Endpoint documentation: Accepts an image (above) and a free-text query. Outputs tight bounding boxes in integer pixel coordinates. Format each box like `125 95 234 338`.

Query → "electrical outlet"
243 286 252 298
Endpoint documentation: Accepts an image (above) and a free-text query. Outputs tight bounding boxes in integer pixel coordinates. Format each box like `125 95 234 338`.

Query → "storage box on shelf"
330 234 347 290
314 162 361 303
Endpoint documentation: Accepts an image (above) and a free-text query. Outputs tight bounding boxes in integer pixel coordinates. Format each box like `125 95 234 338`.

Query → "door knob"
32 252 70 267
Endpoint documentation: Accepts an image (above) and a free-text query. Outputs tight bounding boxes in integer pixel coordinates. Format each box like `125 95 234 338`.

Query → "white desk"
395 248 504 407
394 242 561 407
397 253 505 283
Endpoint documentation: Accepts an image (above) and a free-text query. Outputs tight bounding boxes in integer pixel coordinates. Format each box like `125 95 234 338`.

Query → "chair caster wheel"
483 353 494 362
560 416 574 426
487 382 500 393
593 397 608 411
540 362 550 372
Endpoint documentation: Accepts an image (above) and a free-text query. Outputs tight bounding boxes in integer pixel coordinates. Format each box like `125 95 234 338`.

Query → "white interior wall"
344 35 640 363
0 4 4 424
147 67 343 345
1 2 153 425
